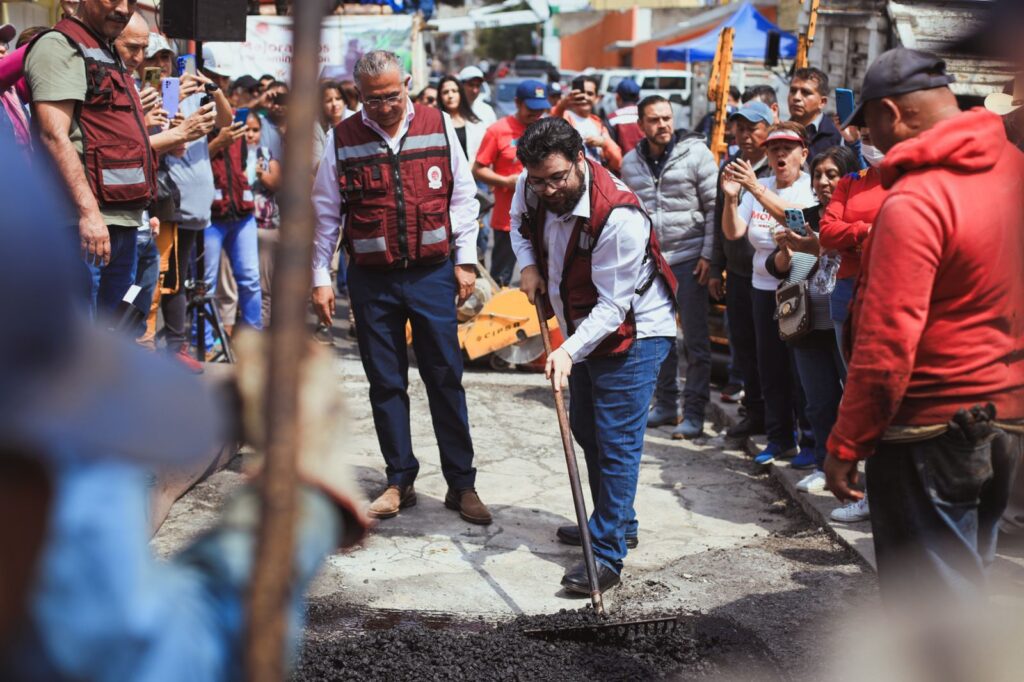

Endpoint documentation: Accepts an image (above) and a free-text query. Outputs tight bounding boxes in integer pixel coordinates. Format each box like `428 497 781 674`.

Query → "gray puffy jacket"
620 132 719 266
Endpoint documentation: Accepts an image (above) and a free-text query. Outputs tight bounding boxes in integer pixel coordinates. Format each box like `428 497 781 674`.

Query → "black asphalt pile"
292 607 778 681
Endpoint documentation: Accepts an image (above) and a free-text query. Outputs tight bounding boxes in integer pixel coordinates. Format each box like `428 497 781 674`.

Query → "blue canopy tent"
656 2 797 63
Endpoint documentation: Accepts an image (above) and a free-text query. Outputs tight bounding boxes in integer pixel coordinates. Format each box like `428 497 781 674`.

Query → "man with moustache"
311 51 491 525
620 95 719 440
511 117 677 593
25 0 156 317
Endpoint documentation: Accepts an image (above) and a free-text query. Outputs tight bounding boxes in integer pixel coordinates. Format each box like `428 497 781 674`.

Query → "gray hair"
353 50 405 86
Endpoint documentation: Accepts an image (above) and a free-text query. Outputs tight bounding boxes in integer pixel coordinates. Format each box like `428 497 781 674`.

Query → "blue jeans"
133 230 159 315
792 335 845 470
200 215 263 346
831 276 855 367
751 288 796 448
654 258 712 421
84 225 139 320
569 336 672 574
347 260 476 490
867 428 1021 604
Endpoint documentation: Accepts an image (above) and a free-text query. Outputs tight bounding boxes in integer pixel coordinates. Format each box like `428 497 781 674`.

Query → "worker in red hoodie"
824 48 1024 602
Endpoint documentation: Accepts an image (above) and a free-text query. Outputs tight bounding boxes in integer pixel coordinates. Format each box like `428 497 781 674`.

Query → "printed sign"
204 15 414 84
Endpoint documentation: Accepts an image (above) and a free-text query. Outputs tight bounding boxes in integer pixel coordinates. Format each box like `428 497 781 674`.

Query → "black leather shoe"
726 415 766 439
561 560 620 594
556 524 638 549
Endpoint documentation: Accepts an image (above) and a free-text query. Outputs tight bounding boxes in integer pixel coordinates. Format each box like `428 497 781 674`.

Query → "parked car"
493 76 530 118
513 54 556 78
597 69 693 126
585 68 634 117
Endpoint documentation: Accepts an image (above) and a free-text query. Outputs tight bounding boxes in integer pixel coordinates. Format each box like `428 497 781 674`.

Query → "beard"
536 164 587 216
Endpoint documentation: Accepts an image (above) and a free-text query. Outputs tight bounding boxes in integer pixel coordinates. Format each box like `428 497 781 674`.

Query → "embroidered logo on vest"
427 165 443 190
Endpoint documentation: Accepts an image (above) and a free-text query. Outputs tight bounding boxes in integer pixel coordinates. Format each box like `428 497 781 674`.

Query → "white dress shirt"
311 100 480 287
471 97 497 127
510 165 676 362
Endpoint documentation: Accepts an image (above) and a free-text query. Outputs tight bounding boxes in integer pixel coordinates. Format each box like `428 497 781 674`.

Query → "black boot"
561 560 621 594
726 414 765 439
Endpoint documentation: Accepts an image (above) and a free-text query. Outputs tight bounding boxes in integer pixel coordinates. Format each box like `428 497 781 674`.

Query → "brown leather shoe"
444 488 492 525
368 485 416 519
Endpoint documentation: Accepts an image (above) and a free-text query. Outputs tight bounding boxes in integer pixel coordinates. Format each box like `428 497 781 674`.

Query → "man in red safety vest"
607 78 644 156
25 0 156 317
311 50 493 525
511 117 677 594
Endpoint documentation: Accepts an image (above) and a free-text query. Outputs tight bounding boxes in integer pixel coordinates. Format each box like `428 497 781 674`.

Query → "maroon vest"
608 106 644 155
333 103 454 268
28 19 156 211
210 136 254 220
519 159 678 358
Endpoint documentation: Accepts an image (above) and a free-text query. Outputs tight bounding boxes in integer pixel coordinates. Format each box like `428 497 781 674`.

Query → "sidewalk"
745 435 875 569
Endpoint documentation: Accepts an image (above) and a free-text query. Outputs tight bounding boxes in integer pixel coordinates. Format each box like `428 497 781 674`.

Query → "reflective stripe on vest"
352 236 387 254
337 140 385 162
403 132 448 152
102 166 146 186
81 46 115 64
421 226 447 246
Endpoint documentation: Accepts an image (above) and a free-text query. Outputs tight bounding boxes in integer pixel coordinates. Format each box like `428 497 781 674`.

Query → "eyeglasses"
422 97 436 105
525 168 573 191
364 93 404 109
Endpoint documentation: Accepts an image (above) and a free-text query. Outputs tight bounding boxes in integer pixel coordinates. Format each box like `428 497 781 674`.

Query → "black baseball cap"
843 48 955 127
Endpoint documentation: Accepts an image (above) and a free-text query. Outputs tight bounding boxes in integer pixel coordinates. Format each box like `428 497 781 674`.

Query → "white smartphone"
161 77 180 118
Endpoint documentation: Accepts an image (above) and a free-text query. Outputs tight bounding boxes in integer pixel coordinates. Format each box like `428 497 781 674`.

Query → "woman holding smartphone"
721 122 816 468
763 146 858 494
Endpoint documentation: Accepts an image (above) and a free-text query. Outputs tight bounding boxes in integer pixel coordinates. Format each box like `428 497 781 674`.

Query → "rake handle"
534 298 605 617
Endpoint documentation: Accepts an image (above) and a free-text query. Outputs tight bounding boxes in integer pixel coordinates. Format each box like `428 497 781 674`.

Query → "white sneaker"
796 470 827 492
830 496 870 523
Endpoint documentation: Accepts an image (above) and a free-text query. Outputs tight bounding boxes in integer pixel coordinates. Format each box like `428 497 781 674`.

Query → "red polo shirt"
475 115 527 232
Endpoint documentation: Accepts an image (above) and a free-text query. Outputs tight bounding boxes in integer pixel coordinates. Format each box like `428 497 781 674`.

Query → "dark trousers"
133 230 160 319
725 273 764 422
490 230 516 287
161 228 198 352
867 428 1021 603
83 224 139 320
792 335 845 470
654 257 712 420
751 288 795 448
347 260 476 490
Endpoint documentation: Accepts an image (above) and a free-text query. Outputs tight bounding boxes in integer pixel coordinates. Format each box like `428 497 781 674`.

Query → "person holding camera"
553 75 622 174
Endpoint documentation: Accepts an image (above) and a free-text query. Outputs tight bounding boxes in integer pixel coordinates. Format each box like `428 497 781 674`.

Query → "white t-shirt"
738 173 816 291
566 110 602 162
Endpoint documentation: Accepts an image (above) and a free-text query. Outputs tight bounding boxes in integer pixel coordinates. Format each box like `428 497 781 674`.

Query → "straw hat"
985 75 1024 116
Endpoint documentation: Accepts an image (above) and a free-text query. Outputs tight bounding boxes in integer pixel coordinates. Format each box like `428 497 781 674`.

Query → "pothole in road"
293 603 781 681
